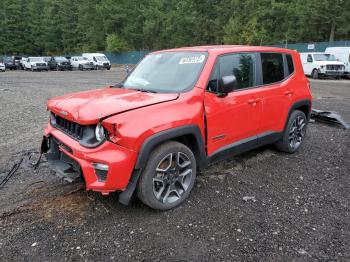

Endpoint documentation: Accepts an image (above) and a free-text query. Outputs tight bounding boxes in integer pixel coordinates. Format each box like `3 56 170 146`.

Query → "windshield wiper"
112 84 157 93
113 83 124 88
133 88 158 93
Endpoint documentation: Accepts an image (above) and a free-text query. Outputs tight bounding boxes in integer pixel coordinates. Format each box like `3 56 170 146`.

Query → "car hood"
314 61 344 66
47 87 179 124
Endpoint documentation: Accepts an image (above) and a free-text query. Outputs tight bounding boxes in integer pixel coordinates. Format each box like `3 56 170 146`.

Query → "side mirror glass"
217 75 237 96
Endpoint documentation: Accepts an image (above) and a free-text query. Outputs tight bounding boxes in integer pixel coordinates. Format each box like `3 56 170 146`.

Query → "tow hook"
0 137 48 189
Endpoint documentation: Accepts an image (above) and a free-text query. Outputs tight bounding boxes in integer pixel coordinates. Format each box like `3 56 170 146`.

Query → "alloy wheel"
288 116 306 150
152 152 193 204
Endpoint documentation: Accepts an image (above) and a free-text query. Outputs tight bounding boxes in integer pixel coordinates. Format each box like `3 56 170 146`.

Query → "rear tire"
275 110 307 153
137 141 197 210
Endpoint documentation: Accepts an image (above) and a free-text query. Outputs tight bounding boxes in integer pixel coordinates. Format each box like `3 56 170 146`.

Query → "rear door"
257 52 293 138
204 52 262 156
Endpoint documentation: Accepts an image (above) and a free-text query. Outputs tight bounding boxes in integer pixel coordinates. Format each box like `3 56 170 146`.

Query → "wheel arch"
284 99 311 130
135 125 207 170
118 124 207 206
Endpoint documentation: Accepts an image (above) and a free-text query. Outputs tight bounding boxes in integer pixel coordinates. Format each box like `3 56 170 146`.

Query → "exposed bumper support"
311 109 349 129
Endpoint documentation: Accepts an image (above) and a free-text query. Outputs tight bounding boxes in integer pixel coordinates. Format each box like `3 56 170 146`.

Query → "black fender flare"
118 124 207 206
135 124 207 169
284 99 312 130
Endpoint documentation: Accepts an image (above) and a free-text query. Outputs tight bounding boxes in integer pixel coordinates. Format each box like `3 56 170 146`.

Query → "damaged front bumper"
43 123 137 194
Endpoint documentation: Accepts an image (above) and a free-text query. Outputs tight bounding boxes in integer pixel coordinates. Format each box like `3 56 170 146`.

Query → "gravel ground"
0 69 349 261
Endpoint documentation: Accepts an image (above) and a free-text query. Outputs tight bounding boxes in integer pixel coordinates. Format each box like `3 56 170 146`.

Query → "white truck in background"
325 47 350 78
82 53 111 70
300 52 345 79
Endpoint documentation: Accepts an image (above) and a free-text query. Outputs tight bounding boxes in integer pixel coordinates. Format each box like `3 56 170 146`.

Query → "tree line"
0 0 349 55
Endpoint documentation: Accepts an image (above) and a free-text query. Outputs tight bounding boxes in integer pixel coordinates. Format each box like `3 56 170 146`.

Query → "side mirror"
217 75 237 96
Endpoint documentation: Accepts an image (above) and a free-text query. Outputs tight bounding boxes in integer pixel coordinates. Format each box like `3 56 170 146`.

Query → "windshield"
314 54 336 61
55 56 68 62
95 56 108 62
122 52 207 93
43 57 51 62
30 57 44 62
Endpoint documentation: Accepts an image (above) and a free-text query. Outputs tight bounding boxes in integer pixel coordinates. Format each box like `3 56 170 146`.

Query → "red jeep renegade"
43 46 312 210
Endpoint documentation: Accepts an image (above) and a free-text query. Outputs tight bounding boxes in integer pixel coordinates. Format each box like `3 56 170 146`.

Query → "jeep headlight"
95 123 105 142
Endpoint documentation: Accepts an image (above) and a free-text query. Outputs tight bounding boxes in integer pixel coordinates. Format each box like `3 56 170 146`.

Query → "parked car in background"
3 57 17 70
0 61 5 72
82 53 111 70
19 57 27 70
70 56 94 70
43 46 312 210
300 52 345 79
325 47 350 78
23 57 48 71
12 56 22 69
44 56 72 71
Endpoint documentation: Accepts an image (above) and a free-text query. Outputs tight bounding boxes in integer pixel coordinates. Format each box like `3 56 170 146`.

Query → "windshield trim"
115 51 209 94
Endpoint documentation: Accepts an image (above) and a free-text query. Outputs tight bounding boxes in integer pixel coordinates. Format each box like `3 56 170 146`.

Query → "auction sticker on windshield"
179 55 205 64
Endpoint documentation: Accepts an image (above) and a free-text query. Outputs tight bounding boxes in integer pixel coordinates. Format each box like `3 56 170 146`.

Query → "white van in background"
325 47 350 78
82 53 111 70
300 52 345 79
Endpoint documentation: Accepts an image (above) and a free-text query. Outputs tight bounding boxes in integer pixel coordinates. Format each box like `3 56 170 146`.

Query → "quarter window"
286 54 294 75
261 53 284 85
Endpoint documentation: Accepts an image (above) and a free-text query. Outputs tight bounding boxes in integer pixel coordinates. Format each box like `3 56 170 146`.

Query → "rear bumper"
44 123 137 194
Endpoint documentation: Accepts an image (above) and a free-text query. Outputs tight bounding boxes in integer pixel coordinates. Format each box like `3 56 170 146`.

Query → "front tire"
137 141 197 210
275 110 307 153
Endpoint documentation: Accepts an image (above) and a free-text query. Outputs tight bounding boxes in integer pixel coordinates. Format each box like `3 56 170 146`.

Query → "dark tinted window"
261 53 284 84
307 54 313 63
286 54 294 75
207 53 256 92
219 53 256 90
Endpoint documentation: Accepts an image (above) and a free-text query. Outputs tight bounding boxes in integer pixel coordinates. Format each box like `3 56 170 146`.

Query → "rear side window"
261 53 284 85
286 54 294 75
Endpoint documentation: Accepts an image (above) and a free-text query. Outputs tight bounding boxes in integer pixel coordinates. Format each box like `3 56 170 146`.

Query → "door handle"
284 90 294 96
247 98 261 104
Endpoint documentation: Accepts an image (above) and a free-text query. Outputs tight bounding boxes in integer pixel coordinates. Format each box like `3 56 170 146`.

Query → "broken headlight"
95 123 105 142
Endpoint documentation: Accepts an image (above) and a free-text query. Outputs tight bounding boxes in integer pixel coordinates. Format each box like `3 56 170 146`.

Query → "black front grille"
326 65 343 70
36 63 46 66
54 115 84 139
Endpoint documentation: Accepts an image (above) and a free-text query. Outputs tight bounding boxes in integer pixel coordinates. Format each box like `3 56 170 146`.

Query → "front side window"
122 52 208 93
207 53 256 92
307 55 313 63
261 53 284 85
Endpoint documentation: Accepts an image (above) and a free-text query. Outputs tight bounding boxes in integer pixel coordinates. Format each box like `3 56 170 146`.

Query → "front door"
204 52 262 156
